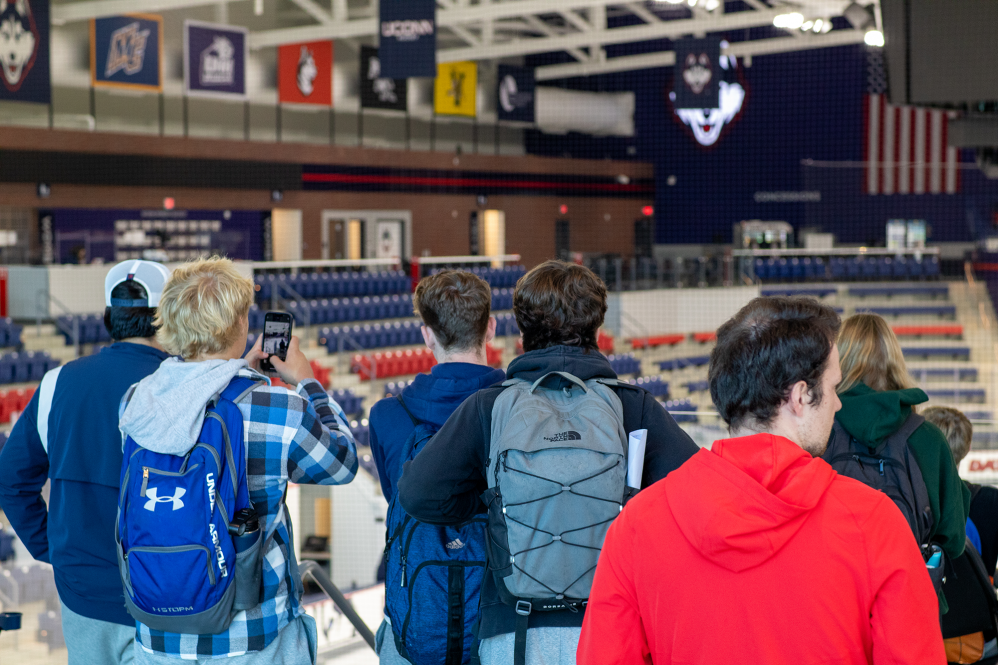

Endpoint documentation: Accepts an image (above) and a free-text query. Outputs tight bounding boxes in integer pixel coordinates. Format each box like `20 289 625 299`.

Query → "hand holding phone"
260 312 293 373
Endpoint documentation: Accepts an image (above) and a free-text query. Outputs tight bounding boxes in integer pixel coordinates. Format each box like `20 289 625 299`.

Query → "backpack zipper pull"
879 459 885 476
400 554 407 587
140 467 150 497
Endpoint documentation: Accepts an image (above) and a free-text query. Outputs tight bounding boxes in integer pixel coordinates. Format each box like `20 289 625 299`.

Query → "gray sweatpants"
61 599 136 665
478 627 582 665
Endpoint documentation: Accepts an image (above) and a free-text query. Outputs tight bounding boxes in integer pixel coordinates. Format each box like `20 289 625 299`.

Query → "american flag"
864 51 960 195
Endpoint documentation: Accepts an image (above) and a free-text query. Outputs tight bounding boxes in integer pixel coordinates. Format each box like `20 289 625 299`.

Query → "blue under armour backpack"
384 395 487 665
116 377 264 634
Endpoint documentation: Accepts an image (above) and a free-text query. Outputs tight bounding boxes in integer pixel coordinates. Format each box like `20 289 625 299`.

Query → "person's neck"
729 419 798 445
436 346 488 366
117 337 162 350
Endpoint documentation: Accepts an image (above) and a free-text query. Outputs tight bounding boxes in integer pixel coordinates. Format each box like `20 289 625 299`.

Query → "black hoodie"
397 345 699 639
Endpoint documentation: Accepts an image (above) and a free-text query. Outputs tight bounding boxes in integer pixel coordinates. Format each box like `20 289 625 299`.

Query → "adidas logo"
445 538 466 550
543 431 581 442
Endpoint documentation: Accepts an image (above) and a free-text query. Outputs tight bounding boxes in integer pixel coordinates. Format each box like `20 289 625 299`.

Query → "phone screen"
263 320 291 359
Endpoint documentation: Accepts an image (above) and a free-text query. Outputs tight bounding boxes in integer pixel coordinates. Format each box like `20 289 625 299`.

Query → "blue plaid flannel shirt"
134 369 357 659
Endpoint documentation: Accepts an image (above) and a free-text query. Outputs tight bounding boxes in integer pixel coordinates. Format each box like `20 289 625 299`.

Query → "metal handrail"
36 290 81 357
298 561 376 651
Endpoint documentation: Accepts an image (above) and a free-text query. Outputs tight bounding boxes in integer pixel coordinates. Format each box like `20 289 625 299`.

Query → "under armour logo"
445 538 466 550
144 487 186 512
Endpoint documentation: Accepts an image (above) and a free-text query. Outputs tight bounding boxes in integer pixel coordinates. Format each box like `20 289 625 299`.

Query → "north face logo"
543 431 581 442
445 538 466 550
144 487 186 512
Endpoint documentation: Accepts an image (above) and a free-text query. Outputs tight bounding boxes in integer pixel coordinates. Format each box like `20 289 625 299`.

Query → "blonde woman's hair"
837 313 917 394
156 257 253 360
922 406 973 464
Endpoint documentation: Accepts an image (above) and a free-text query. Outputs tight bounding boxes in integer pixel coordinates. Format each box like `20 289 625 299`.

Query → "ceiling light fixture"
865 29 884 47
773 12 805 29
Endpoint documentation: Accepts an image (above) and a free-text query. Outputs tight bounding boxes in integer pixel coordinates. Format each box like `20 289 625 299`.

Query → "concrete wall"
606 286 761 338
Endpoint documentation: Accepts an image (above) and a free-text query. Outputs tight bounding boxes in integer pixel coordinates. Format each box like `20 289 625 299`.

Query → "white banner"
960 450 998 486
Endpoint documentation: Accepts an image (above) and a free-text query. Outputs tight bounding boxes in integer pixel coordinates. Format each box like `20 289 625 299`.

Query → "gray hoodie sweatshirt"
120 357 253 455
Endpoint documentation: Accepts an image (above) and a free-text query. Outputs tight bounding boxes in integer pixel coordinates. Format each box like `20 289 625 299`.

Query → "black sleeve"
621 390 699 488
970 486 998 576
397 393 490 525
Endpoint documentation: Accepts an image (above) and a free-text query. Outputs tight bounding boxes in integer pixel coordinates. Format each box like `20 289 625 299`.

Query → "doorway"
555 219 571 261
321 210 412 261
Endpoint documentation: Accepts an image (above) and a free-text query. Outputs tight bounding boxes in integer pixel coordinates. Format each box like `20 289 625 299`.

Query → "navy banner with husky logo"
0 0 50 103
497 65 535 123
673 37 720 110
91 14 163 91
378 0 435 79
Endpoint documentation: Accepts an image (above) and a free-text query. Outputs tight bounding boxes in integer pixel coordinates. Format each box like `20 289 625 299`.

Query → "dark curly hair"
708 296 840 431
513 260 607 352
103 281 158 341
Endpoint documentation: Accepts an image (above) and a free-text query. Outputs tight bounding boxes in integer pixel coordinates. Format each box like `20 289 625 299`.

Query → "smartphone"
260 311 294 373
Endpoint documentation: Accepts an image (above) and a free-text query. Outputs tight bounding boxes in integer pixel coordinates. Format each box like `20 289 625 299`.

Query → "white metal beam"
625 2 662 24
52 0 247 22
437 7 788 62
448 24 481 47
560 10 594 33
288 0 333 25
535 29 867 80
524 15 590 63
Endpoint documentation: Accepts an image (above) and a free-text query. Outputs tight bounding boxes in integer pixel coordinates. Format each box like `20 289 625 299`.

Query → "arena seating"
328 389 362 415
272 294 417 328
495 313 520 337
924 388 987 403
693 332 716 343
910 367 978 382
849 285 949 298
349 420 371 447
606 354 640 376
752 255 939 283
965 411 993 421
320 321 423 351
56 314 112 345
254 270 409 304
384 379 415 397
761 287 837 298
0 387 35 423
0 352 59 384
352 349 436 380
430 265 527 289
630 334 685 350
892 325 962 338
901 346 971 360
664 399 697 423
0 318 23 348
658 355 710 372
862 305 957 318
629 376 669 398
684 380 711 394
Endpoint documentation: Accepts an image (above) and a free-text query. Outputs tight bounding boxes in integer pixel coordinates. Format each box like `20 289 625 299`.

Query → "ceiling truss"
53 0 869 79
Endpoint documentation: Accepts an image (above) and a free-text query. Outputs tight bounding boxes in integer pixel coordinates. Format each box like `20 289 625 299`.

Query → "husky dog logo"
543 431 582 442
0 0 38 92
671 47 746 147
367 54 398 104
105 22 150 78
144 487 187 512
200 35 234 86
296 45 317 96
682 52 712 95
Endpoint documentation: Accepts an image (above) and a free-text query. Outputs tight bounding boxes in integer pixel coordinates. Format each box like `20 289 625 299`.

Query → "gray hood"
120 357 251 455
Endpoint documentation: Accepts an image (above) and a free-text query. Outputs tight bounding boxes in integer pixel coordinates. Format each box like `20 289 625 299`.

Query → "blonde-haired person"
924 406 998 576
118 257 357 664
832 313 969 576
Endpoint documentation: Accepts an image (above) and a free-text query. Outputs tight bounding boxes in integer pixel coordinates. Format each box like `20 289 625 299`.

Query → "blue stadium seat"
863 305 956 318
924 388 986 403
658 355 711 372
664 399 698 423
631 376 670 399
910 367 978 382
849 285 949 298
901 346 970 360
684 380 710 393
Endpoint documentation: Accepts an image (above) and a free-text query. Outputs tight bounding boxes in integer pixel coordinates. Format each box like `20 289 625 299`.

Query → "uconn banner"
184 20 247 98
0 0 50 103
378 0 435 79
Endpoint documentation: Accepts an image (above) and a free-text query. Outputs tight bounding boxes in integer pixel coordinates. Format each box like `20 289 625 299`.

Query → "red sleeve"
577 509 653 665
865 493 946 665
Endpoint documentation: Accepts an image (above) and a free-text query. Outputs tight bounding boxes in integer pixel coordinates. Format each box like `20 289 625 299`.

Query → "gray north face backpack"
480 371 637 665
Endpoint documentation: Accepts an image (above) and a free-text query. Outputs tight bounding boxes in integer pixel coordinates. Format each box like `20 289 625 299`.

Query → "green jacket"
836 382 970 562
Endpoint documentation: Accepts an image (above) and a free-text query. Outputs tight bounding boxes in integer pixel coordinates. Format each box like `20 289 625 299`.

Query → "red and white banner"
278 40 333 106
960 450 998 486
864 94 959 195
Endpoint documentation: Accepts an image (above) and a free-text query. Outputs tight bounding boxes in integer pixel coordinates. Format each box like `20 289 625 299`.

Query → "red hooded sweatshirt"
577 433 945 665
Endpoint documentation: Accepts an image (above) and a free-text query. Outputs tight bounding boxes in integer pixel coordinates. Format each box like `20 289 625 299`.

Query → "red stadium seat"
598 331 615 354
693 332 717 344
631 335 685 350
486 344 503 367
892 325 963 338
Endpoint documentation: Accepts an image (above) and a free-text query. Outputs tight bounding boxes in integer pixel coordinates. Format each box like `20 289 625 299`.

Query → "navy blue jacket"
369 362 506 501
0 342 171 626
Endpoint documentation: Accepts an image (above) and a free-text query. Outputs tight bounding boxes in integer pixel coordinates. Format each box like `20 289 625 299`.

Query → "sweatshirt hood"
664 434 837 572
119 357 256 454
400 362 506 428
506 345 615 386
836 382 928 447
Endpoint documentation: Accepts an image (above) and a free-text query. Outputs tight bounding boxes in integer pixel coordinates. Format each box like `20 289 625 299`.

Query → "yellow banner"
434 61 477 117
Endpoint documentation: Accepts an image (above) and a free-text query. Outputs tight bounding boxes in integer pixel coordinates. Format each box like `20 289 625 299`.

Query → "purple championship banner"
184 20 247 99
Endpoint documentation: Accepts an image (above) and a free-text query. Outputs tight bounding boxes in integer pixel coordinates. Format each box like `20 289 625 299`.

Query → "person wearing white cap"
0 260 173 665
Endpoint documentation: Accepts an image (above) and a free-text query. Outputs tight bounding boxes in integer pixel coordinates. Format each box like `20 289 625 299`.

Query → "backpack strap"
872 411 925 456
966 481 983 506
395 394 420 427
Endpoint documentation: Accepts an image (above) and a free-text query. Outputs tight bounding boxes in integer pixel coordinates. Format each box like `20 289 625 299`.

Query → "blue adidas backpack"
384 395 487 665
116 377 264 634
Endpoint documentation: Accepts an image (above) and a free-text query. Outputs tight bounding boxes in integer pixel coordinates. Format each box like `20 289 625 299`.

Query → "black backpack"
941 537 998 665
